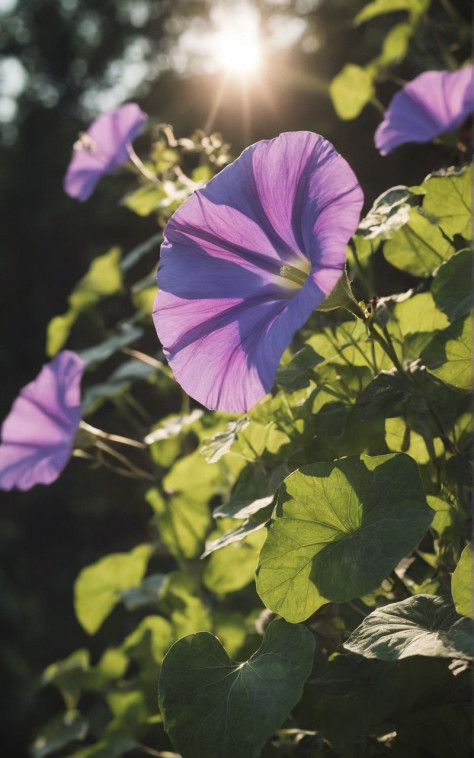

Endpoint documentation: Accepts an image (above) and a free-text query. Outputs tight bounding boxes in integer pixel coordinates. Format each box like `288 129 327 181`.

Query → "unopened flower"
153 131 363 412
64 103 147 201
0 351 84 490
375 67 473 155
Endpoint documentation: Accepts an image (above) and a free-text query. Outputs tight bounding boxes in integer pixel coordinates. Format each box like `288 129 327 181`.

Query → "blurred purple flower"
153 131 363 412
0 351 84 490
375 67 473 155
64 103 147 201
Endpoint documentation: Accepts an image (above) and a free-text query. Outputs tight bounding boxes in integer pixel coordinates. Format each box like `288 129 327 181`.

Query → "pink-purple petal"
64 103 147 201
375 67 474 155
0 351 84 490
153 131 363 412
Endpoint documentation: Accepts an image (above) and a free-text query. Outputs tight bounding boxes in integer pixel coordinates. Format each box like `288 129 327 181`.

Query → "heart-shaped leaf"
451 544 472 618
158 618 315 758
344 594 472 660
256 454 433 622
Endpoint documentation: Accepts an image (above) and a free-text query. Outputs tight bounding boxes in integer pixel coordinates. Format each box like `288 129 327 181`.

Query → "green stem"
79 420 146 449
128 147 161 184
121 347 173 379
94 439 155 481
368 322 405 376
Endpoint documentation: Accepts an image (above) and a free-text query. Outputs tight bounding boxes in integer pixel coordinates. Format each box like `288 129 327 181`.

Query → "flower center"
279 258 311 288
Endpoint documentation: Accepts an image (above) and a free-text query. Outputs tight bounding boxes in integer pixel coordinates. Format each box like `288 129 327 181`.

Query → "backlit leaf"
329 64 375 120
451 544 472 618
256 454 433 622
384 208 455 277
431 250 471 322
74 545 152 634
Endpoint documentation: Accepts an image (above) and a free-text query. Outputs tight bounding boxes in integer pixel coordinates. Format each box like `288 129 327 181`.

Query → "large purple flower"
0 351 84 490
375 67 473 155
153 131 363 412
64 103 147 201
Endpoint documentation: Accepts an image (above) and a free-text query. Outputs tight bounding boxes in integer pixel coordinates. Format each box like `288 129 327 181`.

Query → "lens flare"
211 5 261 76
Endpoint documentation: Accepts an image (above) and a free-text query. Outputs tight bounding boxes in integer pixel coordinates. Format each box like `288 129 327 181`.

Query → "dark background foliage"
0 0 470 754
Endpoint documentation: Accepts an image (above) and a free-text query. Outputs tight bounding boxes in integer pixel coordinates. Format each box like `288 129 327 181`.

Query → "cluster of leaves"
329 0 471 121
32 8 471 758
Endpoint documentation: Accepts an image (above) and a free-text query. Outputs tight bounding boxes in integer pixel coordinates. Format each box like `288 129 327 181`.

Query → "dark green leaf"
310 656 399 754
356 369 412 420
159 618 315 758
119 573 167 611
32 712 89 758
344 595 472 659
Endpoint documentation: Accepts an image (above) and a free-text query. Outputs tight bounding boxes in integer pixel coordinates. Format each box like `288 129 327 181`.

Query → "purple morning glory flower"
0 351 84 490
375 67 473 155
64 103 148 201
153 131 363 413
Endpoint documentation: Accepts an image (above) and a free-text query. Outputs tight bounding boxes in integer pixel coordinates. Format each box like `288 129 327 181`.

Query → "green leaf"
420 166 471 240
315 267 365 318
32 711 89 758
122 184 168 216
42 650 91 710
201 417 249 463
375 23 412 65
354 0 429 25
427 495 454 540
214 463 288 520
146 488 212 560
358 185 415 240
158 572 212 638
329 64 375 120
344 594 472 660
202 512 271 555
383 207 455 277
158 618 315 758
431 250 471 322
275 345 322 390
106 689 149 737
385 417 443 464
46 248 123 356
203 528 266 594
119 573 167 611
123 615 174 666
356 370 412 420
393 291 449 335
74 545 153 634
422 316 471 390
451 544 472 618
256 454 433 623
